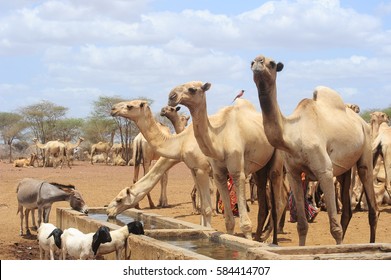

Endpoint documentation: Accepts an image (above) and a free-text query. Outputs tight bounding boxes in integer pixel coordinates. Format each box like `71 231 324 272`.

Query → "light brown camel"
90 142 111 165
370 111 389 139
251 54 379 246
13 153 37 168
373 121 391 192
110 100 214 228
131 122 170 209
168 82 286 243
63 136 84 166
32 138 67 168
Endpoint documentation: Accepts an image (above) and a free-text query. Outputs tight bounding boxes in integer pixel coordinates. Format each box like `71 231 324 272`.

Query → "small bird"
232 90 245 103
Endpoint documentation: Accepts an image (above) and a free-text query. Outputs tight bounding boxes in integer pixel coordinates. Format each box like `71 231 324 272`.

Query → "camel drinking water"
16 178 89 235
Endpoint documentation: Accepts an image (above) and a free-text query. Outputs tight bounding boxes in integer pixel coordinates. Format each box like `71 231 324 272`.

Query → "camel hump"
312 86 346 111
234 98 257 111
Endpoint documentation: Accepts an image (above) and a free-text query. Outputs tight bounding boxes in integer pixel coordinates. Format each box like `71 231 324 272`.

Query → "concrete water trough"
56 207 391 260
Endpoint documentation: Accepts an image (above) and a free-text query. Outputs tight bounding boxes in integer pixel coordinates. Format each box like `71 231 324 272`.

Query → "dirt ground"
1 160 390 260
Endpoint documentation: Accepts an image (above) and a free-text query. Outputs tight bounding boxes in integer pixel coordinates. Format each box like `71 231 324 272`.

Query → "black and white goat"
37 223 63 260
97 221 145 259
61 226 112 260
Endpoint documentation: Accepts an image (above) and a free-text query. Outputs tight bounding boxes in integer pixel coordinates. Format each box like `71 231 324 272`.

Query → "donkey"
16 178 89 236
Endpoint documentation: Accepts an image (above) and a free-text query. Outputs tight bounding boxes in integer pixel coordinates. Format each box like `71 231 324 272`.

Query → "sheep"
61 226 112 260
37 223 63 260
96 221 145 259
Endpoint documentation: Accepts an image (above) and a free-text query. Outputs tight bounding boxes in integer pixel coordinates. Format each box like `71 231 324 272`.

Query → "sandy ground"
1 160 390 260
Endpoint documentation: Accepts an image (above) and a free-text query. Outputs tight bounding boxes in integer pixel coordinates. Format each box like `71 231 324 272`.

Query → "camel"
370 111 389 139
13 153 37 168
167 81 286 243
90 142 111 165
373 121 391 192
160 106 190 133
63 136 84 166
110 100 215 228
32 138 67 168
251 54 379 246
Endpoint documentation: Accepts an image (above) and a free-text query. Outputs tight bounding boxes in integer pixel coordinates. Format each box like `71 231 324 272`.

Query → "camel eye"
126 105 133 110
116 198 122 203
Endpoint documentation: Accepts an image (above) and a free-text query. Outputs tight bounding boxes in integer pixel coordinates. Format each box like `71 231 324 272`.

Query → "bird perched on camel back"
232 90 245 103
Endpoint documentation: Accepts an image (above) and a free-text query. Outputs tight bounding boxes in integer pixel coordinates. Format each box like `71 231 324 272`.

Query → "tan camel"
110 100 214 228
370 111 389 139
373 121 391 192
90 142 111 165
160 106 190 134
13 153 37 168
251 54 379 246
167 81 286 243
32 138 67 168
63 136 84 166
131 123 170 209
345 103 360 113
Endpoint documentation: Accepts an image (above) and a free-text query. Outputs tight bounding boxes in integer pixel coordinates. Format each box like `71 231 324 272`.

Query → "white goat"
97 221 145 259
61 226 112 260
37 223 63 260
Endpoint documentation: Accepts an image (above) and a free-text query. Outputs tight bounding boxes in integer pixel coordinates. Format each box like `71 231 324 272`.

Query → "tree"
19 100 68 143
54 118 85 141
0 112 28 162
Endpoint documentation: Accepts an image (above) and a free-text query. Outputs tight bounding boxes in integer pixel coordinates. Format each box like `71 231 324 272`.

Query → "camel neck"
188 103 222 160
257 84 288 152
134 113 182 160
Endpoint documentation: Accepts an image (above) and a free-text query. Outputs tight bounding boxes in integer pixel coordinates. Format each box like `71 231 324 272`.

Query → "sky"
0 0 391 119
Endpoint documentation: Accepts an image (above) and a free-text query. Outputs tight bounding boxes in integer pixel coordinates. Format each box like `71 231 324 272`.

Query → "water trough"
56 207 391 260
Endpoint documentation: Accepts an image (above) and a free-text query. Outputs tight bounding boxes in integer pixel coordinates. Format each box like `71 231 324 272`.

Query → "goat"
97 221 144 259
37 223 63 260
61 226 112 260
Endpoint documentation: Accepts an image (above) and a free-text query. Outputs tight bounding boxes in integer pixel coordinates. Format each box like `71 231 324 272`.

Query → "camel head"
371 111 389 126
111 100 151 122
345 103 360 113
168 81 211 108
251 55 284 95
160 105 181 117
106 186 136 218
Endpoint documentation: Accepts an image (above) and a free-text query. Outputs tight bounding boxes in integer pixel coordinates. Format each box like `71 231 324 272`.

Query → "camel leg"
266 150 285 245
336 169 352 240
316 169 343 245
212 168 235 234
357 150 379 243
287 172 310 246
191 168 213 228
191 185 200 214
158 171 169 207
253 168 268 242
230 168 252 240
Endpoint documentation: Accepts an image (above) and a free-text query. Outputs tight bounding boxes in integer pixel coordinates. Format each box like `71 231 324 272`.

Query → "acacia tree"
0 112 28 162
19 100 68 143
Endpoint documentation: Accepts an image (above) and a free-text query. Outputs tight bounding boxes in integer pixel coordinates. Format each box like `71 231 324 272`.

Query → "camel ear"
140 101 145 108
126 188 131 195
175 106 181 112
201 83 211 92
276 62 284 72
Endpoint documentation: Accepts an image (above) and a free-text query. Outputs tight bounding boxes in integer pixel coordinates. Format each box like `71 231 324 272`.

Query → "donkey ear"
277 62 284 72
201 82 211 92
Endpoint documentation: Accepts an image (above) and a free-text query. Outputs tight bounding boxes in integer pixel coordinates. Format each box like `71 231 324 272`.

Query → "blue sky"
1 0 391 118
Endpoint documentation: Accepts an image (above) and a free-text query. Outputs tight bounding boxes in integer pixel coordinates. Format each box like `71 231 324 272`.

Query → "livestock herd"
14 54 391 259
